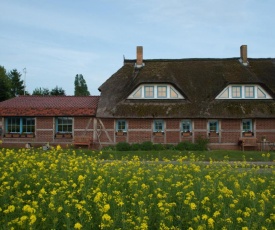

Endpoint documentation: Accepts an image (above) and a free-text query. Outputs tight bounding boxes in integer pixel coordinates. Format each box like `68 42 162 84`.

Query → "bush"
140 141 154 151
194 135 209 151
131 143 141 151
175 141 194 151
153 144 165 151
116 142 131 151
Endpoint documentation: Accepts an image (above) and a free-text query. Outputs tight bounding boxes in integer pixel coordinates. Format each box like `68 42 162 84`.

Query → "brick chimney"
136 46 144 68
240 45 248 65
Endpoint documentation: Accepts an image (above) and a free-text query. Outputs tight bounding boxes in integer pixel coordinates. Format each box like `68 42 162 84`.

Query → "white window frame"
216 84 272 100
128 84 184 99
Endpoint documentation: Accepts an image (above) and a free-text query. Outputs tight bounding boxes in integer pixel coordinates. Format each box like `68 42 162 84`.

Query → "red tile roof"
0 96 100 116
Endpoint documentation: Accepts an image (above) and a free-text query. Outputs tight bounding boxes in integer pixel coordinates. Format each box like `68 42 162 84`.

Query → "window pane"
170 87 178 98
133 88 142 98
57 117 72 133
7 117 20 133
22 118 35 133
257 88 266 98
182 120 191 131
245 86 254 98
219 88 229 98
144 86 154 98
157 86 167 98
117 120 126 131
232 86 241 98
209 121 218 132
242 120 252 131
154 120 163 131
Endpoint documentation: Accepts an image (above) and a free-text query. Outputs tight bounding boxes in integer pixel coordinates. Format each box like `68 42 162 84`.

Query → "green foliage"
116 142 131 151
176 136 209 151
8 69 24 96
175 141 194 151
140 141 154 151
32 87 50 95
194 135 209 151
131 143 141 151
74 74 90 96
0 66 11 101
50 86 66 95
153 143 165 151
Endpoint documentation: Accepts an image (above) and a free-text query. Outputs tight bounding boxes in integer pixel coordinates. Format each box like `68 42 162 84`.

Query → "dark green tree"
8 69 25 97
0 66 11 101
50 86 65 96
32 87 50 96
74 74 90 96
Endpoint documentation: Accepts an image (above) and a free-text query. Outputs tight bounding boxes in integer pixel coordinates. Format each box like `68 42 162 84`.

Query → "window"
154 120 164 132
144 86 154 98
242 119 252 132
5 117 35 133
181 120 192 132
56 117 73 133
116 120 127 132
216 85 272 99
128 84 184 99
208 120 219 133
157 86 167 98
245 86 254 98
232 86 242 98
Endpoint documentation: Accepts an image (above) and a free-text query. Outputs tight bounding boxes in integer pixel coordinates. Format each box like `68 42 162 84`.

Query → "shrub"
116 142 131 151
131 143 141 151
153 144 165 151
194 135 209 151
175 141 194 151
140 141 154 151
164 144 176 150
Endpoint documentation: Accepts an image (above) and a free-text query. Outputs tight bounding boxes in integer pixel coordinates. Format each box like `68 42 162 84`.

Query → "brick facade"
1 116 275 150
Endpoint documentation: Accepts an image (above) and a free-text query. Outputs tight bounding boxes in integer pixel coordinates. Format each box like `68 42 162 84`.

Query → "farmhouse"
1 45 275 150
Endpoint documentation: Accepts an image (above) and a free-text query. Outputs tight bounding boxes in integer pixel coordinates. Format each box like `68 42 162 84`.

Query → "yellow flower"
29 214 36 225
74 222 82 229
190 203 197 210
208 218 214 228
56 145 62 151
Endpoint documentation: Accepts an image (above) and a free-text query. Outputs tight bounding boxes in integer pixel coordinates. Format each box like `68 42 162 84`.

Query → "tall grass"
0 147 274 229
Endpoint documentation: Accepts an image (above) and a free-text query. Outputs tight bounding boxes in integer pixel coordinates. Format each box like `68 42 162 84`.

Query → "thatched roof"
97 58 275 118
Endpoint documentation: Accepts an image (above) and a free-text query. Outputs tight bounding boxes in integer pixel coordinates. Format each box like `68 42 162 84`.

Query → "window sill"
243 132 253 137
55 133 73 139
116 131 127 136
154 132 164 137
209 132 219 136
182 132 192 137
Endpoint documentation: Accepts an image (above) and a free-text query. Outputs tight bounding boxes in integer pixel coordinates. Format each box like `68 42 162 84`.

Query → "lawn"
0 147 274 229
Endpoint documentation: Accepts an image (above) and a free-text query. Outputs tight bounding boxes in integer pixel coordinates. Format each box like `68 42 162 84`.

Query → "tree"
32 87 50 96
0 66 11 102
50 86 65 96
8 69 25 97
74 74 90 96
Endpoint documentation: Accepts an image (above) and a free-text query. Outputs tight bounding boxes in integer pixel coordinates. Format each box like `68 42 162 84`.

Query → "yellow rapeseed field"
0 146 274 229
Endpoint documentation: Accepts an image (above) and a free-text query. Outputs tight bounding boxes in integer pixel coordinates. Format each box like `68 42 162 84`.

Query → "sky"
1 0 274 96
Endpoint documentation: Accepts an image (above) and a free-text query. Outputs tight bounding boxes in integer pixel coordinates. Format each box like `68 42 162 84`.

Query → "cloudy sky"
1 0 274 95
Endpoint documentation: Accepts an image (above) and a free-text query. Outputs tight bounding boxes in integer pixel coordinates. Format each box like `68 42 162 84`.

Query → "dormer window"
216 85 272 99
128 84 184 99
